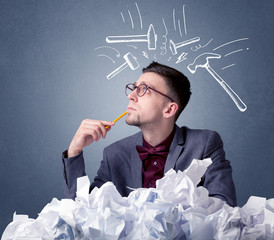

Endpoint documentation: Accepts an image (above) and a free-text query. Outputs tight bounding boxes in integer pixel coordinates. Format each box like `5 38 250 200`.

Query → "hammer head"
147 24 157 50
169 39 177 55
187 52 221 74
124 52 140 70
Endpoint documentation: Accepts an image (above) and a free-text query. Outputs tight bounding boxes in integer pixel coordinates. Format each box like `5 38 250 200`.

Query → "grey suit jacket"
63 125 237 206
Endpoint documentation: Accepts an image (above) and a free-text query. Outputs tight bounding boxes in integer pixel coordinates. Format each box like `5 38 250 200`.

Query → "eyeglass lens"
126 84 147 97
125 84 133 96
137 84 147 97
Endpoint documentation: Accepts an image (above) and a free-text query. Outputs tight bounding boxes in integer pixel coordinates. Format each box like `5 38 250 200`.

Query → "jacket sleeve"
199 131 237 207
62 150 86 199
62 149 112 199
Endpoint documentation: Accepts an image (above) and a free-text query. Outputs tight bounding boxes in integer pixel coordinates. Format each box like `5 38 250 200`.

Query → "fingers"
80 119 115 141
68 119 115 158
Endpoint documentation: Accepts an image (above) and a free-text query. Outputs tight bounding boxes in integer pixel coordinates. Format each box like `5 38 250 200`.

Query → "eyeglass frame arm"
125 83 174 102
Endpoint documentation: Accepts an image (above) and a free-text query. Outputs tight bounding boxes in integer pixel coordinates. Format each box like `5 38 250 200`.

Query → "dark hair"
142 62 191 121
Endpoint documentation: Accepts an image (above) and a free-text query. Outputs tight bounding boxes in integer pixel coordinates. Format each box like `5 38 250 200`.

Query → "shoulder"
179 126 223 145
183 126 221 137
176 126 226 162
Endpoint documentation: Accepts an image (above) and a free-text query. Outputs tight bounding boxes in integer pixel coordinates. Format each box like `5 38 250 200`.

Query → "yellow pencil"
105 111 127 129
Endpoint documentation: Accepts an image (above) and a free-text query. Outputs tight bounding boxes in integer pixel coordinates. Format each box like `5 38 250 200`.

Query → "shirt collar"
142 125 176 149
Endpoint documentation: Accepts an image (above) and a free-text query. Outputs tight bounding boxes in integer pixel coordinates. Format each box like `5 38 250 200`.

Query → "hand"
67 119 115 158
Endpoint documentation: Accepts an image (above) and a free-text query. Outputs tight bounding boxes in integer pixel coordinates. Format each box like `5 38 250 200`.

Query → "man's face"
126 72 171 129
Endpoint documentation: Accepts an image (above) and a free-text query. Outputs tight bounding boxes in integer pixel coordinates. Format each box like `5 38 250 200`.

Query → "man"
62 62 237 207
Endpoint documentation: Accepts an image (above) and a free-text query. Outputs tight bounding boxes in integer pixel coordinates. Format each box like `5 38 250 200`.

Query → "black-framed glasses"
125 83 174 102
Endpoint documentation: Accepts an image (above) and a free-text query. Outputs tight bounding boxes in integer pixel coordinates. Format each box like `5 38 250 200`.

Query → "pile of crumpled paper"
2 158 274 239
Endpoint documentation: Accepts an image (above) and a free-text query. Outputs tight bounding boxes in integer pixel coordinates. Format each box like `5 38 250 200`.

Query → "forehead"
135 72 166 88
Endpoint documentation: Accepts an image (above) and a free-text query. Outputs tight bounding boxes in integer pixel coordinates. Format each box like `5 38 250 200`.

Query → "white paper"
2 158 274 239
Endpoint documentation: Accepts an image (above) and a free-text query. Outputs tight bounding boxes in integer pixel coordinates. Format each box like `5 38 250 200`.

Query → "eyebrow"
136 81 156 89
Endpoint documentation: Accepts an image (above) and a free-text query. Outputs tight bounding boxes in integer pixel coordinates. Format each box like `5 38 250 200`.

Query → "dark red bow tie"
136 145 169 161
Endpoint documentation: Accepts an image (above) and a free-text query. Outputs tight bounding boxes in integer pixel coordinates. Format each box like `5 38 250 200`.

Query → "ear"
163 102 178 119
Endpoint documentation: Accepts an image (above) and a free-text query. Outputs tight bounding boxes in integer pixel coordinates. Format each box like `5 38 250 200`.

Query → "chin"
126 116 141 127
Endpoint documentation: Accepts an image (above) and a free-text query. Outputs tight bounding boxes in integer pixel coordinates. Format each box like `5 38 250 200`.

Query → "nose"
127 88 138 102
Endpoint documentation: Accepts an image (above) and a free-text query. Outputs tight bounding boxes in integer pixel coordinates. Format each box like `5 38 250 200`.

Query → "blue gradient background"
1 0 274 234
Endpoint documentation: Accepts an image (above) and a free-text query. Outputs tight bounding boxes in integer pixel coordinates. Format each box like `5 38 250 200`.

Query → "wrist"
68 147 82 158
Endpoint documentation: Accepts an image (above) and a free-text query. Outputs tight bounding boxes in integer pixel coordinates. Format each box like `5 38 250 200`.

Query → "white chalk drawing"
187 52 247 112
191 38 213 52
94 46 120 57
221 48 249 70
172 6 188 38
127 45 137 49
170 37 200 55
94 46 121 63
128 10 134 29
182 4 187 35
224 48 245 57
120 3 143 31
222 63 236 70
213 38 249 51
173 9 177 31
98 54 115 63
178 20 183 37
142 51 149 59
120 12 125 23
106 24 157 50
176 52 188 64
135 2 143 30
173 8 185 38
95 3 249 111
160 18 168 55
106 52 139 80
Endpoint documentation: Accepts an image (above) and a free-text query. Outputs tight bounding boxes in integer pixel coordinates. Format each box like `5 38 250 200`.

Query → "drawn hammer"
187 52 247 112
106 24 157 50
107 52 139 80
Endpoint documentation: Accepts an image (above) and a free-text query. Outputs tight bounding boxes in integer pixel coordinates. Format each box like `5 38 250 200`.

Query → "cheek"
141 100 163 116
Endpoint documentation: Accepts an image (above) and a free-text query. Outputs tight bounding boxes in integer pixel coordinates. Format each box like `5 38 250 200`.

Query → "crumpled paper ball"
2 158 274 240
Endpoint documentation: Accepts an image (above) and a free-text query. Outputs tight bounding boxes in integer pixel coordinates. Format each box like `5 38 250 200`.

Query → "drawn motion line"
182 4 187 35
94 46 120 58
135 2 143 29
222 63 236 70
213 38 249 51
224 49 244 57
128 10 134 29
98 54 115 63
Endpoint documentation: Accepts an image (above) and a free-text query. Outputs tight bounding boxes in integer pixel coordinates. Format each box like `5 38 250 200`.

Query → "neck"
140 122 175 147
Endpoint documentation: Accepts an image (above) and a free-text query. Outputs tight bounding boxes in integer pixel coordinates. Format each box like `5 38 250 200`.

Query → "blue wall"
1 0 274 234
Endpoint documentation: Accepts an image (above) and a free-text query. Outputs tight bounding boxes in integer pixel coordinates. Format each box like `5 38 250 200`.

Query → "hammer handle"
207 66 247 112
107 62 128 80
106 35 147 43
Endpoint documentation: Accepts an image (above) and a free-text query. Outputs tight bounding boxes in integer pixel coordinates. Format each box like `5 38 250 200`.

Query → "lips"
127 106 136 112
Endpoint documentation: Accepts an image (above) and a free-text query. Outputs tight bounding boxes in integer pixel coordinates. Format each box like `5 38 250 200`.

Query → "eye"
139 85 147 94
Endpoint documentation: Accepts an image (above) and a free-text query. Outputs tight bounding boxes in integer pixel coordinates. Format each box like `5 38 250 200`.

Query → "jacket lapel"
129 126 185 187
164 125 185 173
